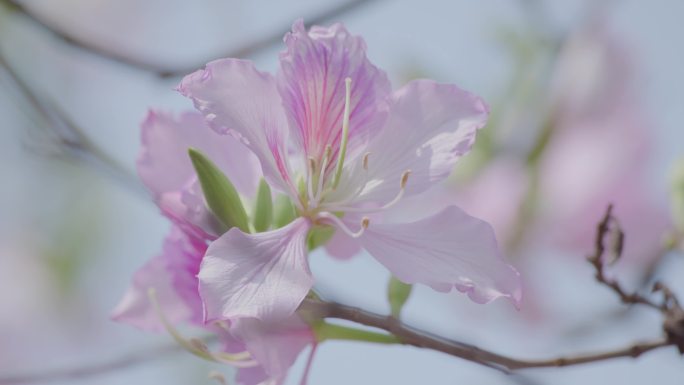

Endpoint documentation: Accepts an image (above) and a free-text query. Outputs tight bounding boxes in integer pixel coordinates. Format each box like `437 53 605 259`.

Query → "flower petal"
232 315 314 377
324 228 362 260
360 206 522 307
330 80 488 206
111 227 206 330
178 59 295 195
138 110 260 238
235 367 275 385
198 217 313 322
278 19 390 164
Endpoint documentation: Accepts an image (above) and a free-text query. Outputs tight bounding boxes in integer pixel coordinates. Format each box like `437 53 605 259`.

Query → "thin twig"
3 0 381 78
586 205 663 310
301 298 672 372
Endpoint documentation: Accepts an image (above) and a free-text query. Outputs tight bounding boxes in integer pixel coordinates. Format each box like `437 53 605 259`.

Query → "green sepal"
273 194 297 228
387 276 413 318
188 148 250 233
252 179 273 232
312 321 398 344
307 225 336 251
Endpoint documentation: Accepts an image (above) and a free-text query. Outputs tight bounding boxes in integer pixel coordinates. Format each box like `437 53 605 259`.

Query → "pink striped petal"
198 218 313 322
360 206 522 307
111 227 206 330
178 59 295 195
330 80 488 206
232 315 314 377
278 19 390 165
324 228 362 260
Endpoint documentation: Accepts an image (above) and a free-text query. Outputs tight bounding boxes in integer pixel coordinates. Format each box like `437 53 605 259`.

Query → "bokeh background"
1 0 683 384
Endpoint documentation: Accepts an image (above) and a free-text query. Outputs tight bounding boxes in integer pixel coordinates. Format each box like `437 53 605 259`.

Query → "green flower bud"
188 148 250 233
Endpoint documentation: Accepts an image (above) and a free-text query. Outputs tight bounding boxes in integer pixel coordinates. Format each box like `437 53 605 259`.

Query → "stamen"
314 145 333 204
401 169 411 188
328 169 411 214
362 152 370 170
332 77 352 189
307 156 316 203
147 288 258 367
361 217 370 229
315 211 369 238
213 353 259 368
299 344 319 385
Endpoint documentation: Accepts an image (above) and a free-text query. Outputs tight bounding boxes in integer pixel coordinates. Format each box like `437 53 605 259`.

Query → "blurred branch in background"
2 0 381 77
0 0 383 200
0 342 186 385
0 54 146 196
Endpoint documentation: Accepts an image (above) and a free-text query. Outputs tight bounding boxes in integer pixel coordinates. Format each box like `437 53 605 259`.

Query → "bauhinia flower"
112 111 315 385
177 20 522 325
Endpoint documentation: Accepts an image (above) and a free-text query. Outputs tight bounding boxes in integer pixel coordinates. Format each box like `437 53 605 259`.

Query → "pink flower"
177 20 521 325
113 111 314 384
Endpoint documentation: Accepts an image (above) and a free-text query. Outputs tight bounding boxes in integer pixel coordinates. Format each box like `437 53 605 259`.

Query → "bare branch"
3 300 673 385
586 205 663 310
3 0 381 78
301 298 673 372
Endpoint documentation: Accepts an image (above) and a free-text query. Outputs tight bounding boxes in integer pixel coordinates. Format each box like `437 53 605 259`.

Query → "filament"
332 77 352 189
147 288 258 367
329 170 411 213
315 211 369 238
307 157 316 205
314 145 333 204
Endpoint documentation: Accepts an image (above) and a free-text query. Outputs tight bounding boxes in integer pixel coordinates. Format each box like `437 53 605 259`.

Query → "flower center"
303 77 353 209
296 77 410 238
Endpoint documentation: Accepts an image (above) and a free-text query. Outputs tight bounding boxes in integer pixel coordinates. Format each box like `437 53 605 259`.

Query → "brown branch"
301 298 673 372
5 301 671 385
586 204 662 310
3 0 381 78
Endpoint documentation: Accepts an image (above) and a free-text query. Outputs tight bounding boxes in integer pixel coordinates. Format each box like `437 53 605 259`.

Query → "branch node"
664 309 684 355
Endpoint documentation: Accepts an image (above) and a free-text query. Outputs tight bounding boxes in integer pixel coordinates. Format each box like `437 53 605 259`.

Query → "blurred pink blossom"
539 24 669 267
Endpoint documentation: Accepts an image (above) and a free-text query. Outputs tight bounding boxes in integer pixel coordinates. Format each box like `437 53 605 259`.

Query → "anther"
208 371 228 385
401 169 411 188
327 169 411 214
362 152 371 170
